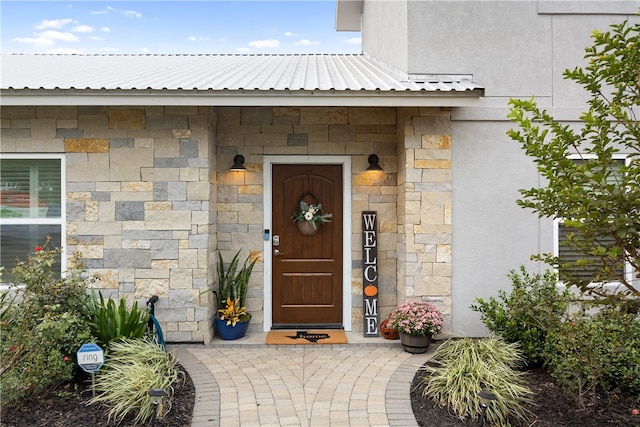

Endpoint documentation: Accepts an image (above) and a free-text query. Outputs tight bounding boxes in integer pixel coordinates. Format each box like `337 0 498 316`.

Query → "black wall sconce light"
230 154 246 171
367 154 383 171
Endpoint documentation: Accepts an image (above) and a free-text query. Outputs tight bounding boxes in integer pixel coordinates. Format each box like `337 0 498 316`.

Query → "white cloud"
12 36 54 48
37 30 78 42
91 6 141 18
101 27 111 33
236 47 251 53
34 19 73 30
89 36 106 41
284 32 298 37
294 39 320 46
188 36 209 42
341 37 362 45
71 25 94 33
124 10 142 18
91 6 116 15
14 30 78 48
248 39 280 48
141 47 149 53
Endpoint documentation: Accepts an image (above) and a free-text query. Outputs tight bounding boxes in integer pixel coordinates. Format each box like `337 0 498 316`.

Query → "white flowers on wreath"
292 201 332 230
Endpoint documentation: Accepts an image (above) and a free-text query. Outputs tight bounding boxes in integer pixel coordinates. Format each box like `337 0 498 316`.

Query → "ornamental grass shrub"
89 337 183 424
420 337 532 426
0 243 95 408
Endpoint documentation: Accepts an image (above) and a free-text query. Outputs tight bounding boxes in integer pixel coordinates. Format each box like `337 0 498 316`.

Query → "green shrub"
0 243 94 408
544 307 640 408
89 337 183 424
420 337 532 426
471 266 572 366
85 290 149 348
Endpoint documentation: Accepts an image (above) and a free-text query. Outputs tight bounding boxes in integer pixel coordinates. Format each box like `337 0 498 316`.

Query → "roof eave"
0 88 485 107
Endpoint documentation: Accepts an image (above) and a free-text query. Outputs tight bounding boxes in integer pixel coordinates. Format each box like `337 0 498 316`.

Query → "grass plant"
420 337 532 426
89 337 183 424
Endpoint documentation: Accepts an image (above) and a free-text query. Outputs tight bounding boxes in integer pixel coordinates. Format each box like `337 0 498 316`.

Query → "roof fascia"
0 89 484 107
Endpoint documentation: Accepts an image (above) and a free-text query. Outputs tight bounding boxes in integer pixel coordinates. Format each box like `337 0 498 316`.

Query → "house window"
0 156 64 280
555 157 626 283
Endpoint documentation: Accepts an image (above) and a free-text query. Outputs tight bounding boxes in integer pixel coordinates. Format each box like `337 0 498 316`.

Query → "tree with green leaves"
507 17 640 308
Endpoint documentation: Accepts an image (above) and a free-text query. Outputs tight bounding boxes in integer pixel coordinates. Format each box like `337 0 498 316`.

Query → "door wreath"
291 191 332 236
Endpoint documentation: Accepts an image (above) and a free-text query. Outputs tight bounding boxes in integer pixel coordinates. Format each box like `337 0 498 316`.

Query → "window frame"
0 154 66 285
552 153 633 289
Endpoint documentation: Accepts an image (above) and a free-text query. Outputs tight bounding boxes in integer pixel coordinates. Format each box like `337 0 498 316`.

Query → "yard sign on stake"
77 342 104 398
362 211 379 337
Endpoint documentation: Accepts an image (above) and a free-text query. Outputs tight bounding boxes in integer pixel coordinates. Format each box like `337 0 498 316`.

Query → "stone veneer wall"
1 106 214 343
1 104 453 341
214 106 400 332
397 107 453 329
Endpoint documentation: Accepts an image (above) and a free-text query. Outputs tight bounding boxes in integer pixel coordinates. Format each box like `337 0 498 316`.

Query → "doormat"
265 330 348 345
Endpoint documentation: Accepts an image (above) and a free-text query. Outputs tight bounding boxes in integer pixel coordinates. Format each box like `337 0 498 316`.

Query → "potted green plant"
388 301 444 353
212 250 257 340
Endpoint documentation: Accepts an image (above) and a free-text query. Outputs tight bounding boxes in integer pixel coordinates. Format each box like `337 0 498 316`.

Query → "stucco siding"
361 0 409 72
450 119 544 337
406 1 551 98
550 13 640 106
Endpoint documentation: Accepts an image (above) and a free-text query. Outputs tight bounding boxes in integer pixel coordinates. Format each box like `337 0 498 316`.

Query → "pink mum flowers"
388 301 444 336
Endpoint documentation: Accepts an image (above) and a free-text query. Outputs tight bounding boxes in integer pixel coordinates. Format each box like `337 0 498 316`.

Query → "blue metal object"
146 296 166 350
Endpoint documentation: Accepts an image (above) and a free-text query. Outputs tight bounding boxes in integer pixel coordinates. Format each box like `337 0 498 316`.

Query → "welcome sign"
362 211 379 337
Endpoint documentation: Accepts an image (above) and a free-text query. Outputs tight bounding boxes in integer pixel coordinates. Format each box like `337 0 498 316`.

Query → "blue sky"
1 1 362 54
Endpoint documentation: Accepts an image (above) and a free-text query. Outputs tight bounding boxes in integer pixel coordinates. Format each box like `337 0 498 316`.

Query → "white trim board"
262 155 353 331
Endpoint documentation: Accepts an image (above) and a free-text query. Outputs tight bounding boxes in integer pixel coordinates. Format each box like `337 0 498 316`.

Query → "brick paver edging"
173 346 220 426
386 354 425 426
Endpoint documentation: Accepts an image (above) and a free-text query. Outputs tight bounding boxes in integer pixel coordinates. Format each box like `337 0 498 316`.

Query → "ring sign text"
77 342 104 373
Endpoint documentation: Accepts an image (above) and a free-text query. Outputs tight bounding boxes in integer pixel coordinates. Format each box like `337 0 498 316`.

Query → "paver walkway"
174 333 434 427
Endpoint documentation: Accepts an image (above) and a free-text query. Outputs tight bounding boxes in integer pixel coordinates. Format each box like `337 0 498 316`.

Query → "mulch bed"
0 364 195 427
411 364 640 426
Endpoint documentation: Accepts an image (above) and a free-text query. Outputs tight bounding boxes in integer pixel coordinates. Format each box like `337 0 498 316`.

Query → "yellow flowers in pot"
218 297 248 327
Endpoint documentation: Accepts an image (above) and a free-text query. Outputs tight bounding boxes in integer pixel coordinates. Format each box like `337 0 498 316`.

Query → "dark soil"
411 364 640 427
0 365 195 427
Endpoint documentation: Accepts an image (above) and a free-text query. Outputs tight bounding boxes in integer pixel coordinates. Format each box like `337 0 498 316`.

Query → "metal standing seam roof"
0 54 484 106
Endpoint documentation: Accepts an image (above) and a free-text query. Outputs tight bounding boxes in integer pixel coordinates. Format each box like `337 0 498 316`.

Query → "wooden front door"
271 164 343 328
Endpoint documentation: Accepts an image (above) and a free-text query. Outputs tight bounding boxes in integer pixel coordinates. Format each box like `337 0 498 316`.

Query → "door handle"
273 249 284 256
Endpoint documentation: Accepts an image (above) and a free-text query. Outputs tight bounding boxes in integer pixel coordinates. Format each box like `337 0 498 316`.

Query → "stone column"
397 108 452 327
